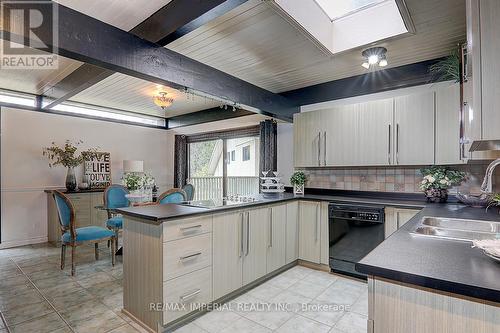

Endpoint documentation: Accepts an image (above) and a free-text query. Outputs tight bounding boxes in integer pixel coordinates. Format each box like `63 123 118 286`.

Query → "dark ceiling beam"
167 107 255 129
1 2 298 119
156 0 249 46
42 0 246 109
280 58 443 106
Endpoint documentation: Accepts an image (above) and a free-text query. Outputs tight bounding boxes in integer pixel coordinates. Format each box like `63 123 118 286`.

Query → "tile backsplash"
299 163 499 194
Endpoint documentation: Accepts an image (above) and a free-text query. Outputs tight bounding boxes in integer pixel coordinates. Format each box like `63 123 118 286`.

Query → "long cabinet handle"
388 124 392 165
179 252 202 261
396 123 400 165
180 289 201 302
239 212 244 258
315 204 320 242
317 131 321 166
180 224 202 232
246 212 250 256
269 208 273 248
323 131 327 166
396 212 400 229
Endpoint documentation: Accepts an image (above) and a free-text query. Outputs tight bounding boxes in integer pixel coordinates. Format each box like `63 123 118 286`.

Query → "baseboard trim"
0 236 48 249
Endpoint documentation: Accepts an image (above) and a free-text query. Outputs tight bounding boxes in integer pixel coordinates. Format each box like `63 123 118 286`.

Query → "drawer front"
163 216 212 242
163 266 212 324
163 233 212 281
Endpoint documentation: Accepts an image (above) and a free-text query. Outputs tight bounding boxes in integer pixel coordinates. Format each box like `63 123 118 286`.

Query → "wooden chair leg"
107 239 110 248
115 229 119 252
94 243 99 260
60 244 66 270
111 237 116 266
71 245 76 276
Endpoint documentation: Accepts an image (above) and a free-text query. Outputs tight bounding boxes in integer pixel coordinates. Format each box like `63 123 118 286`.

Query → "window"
242 145 250 161
315 0 385 20
187 128 260 200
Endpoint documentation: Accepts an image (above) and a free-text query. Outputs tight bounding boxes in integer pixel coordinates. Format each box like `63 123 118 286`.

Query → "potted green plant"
290 171 307 196
419 166 466 203
487 194 500 213
122 173 156 201
43 140 97 191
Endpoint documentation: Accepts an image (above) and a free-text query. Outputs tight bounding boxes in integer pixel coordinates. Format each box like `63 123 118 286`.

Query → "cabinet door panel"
285 201 299 264
298 201 321 264
358 99 394 166
294 112 322 167
243 208 268 285
480 0 500 140
213 212 243 300
394 92 435 165
267 205 287 273
324 105 359 166
436 83 462 165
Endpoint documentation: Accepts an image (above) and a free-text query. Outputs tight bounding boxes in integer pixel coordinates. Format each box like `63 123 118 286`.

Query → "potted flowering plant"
42 140 97 191
419 166 466 203
290 171 307 196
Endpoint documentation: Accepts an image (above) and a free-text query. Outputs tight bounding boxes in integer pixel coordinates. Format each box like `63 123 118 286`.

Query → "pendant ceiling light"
153 91 174 109
361 47 388 69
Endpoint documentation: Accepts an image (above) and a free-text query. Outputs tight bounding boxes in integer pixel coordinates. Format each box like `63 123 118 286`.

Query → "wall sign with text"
83 152 111 188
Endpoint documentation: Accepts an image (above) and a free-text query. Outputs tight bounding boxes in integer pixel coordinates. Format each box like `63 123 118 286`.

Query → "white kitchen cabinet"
298 201 321 264
212 211 244 300
293 111 324 167
384 207 420 238
357 99 394 166
285 201 299 264
394 92 435 165
323 105 359 166
243 208 269 285
320 202 329 266
435 83 462 164
266 205 287 273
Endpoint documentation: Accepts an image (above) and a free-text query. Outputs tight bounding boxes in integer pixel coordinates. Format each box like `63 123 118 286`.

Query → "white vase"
293 184 304 196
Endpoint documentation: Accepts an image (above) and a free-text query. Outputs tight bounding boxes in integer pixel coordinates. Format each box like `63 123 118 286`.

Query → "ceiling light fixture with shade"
153 91 174 109
361 47 388 69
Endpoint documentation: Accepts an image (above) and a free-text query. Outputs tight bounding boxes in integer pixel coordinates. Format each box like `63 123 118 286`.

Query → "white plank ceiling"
68 73 222 118
167 0 466 93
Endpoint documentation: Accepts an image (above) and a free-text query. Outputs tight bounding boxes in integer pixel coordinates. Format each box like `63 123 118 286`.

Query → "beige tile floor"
0 243 368 333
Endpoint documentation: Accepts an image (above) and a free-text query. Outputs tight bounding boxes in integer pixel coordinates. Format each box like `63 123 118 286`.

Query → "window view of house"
188 136 259 200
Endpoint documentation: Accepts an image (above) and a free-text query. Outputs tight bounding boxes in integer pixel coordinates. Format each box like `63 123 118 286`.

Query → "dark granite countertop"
356 204 500 303
116 191 426 222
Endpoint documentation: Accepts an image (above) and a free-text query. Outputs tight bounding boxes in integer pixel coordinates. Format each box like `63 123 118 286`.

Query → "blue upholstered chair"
52 190 115 276
103 185 129 250
158 188 187 204
181 183 195 201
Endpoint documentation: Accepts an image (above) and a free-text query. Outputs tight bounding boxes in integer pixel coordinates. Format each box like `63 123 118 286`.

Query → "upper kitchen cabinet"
394 92 435 165
293 111 324 167
324 104 359 167
435 83 464 165
465 0 500 144
357 99 394 166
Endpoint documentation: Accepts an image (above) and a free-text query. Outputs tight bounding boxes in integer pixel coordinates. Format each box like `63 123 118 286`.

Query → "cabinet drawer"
163 216 212 242
163 233 212 281
163 266 212 324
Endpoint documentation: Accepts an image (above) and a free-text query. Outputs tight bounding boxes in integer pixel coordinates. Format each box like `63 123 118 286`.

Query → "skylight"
315 0 386 21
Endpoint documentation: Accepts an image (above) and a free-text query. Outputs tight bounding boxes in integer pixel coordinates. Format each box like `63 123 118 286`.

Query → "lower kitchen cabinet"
266 204 287 273
243 208 269 285
385 207 420 238
285 201 299 264
212 211 244 300
298 201 321 264
320 202 329 266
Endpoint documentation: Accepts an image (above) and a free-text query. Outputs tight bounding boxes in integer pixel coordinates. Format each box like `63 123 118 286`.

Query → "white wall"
0 107 174 248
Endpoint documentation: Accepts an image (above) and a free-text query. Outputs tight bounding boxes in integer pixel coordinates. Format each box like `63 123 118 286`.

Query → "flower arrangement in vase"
290 171 307 196
419 166 466 203
42 140 97 191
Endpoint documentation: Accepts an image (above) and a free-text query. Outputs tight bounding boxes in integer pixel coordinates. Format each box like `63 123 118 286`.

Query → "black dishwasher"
329 202 385 279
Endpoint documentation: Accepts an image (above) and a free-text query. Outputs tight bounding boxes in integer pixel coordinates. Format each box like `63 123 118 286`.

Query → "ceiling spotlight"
361 47 388 69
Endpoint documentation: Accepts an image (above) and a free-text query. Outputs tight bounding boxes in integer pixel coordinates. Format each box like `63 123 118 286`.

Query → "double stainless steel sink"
411 216 500 242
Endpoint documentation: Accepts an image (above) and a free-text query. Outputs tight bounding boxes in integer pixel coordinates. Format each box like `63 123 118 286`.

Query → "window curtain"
259 119 278 175
174 135 188 188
